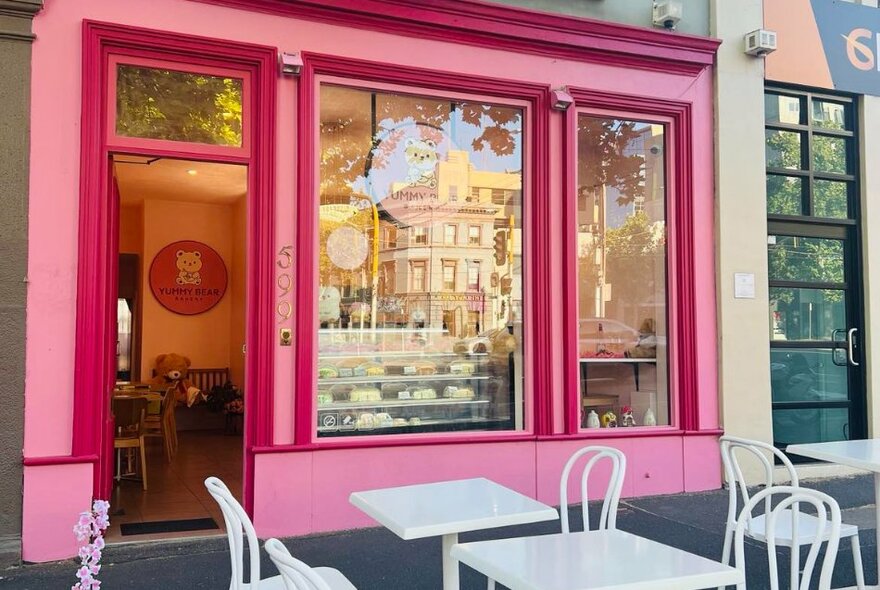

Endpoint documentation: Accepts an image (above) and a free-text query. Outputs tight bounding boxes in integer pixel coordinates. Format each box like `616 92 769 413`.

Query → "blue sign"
812 0 880 95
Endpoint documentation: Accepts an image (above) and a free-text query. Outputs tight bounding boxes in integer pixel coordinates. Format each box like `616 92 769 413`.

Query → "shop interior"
108 155 247 541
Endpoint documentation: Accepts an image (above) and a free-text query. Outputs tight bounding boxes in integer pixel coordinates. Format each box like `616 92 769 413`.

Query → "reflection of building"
377 150 522 337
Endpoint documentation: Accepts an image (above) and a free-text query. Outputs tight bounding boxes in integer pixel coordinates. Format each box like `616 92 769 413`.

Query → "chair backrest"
720 435 799 529
734 486 841 590
205 476 262 590
559 445 626 532
112 397 148 434
161 386 176 421
265 538 334 590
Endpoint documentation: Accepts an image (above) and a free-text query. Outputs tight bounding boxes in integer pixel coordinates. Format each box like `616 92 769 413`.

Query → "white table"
788 439 880 589
349 478 558 590
452 528 744 590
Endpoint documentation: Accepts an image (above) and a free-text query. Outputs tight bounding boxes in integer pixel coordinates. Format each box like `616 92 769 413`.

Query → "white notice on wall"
734 272 756 299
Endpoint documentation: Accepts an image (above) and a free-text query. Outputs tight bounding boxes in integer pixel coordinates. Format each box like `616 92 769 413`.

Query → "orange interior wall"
138 199 237 379
119 203 143 255
229 195 247 388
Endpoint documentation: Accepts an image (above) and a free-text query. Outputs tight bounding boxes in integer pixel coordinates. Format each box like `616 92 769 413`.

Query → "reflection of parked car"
579 319 639 351
770 350 848 446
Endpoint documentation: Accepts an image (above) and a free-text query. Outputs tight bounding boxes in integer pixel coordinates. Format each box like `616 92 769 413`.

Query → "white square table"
451 528 744 590
349 477 559 590
788 439 880 589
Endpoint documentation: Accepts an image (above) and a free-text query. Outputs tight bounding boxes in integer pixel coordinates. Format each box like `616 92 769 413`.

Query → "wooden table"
452 529 744 590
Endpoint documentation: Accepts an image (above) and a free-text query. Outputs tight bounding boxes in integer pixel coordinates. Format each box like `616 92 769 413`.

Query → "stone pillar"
0 0 42 567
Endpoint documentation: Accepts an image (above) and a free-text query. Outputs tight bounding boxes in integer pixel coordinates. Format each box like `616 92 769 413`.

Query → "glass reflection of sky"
350 108 522 203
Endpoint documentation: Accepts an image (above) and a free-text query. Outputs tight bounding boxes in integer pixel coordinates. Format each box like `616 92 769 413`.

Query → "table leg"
442 532 459 590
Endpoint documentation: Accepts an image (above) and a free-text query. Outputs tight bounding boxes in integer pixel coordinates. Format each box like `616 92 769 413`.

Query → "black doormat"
120 517 219 536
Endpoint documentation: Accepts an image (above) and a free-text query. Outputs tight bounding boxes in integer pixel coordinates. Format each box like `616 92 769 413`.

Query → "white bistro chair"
486 445 626 589
720 436 865 590
265 538 357 590
733 486 842 590
205 476 284 590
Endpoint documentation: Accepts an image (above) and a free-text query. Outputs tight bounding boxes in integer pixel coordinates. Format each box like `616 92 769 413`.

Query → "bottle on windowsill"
596 322 606 354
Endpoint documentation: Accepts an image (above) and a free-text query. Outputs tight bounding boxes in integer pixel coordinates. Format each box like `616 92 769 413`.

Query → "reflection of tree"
604 211 665 309
320 88 522 203
769 237 844 305
116 66 242 146
766 130 848 217
577 118 645 205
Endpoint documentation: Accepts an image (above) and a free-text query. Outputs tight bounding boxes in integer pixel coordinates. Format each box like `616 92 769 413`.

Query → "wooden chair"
113 397 148 491
145 387 177 461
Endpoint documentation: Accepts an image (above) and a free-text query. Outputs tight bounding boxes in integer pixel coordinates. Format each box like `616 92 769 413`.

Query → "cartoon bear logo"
175 250 203 285
404 138 438 188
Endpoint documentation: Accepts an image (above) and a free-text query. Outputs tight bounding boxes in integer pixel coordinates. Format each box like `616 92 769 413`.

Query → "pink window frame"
106 55 252 158
293 53 552 447
561 89 699 437
74 21 276 513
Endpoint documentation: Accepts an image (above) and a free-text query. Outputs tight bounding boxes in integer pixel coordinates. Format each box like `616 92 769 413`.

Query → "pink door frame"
73 21 277 512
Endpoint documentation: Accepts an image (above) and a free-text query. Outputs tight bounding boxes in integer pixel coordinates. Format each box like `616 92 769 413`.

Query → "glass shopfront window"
316 83 525 437
575 116 669 429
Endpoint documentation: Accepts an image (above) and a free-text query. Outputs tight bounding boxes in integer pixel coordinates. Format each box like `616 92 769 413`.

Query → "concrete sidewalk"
1 474 876 589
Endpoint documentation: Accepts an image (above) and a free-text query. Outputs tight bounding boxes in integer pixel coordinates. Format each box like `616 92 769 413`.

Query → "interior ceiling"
113 156 247 206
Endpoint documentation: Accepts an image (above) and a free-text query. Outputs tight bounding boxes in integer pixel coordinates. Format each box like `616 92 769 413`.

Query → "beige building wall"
860 97 880 441
710 0 774 478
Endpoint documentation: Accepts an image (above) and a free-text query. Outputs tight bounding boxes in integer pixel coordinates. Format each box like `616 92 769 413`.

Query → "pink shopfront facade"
21 0 721 561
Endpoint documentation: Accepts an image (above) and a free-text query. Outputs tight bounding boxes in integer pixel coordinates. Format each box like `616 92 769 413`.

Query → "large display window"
315 83 525 437
575 115 670 429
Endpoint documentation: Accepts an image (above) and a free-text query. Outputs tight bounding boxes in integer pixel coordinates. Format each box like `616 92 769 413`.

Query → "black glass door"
765 87 865 450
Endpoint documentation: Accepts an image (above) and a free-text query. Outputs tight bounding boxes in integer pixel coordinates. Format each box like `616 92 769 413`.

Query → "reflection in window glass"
812 100 848 131
813 179 849 219
316 84 524 437
768 236 845 283
115 65 243 146
576 116 668 428
772 406 849 446
765 129 803 170
769 287 846 341
765 93 804 125
766 175 803 216
812 135 849 174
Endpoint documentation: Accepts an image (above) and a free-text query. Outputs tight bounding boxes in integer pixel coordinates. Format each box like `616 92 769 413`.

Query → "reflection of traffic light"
493 230 507 266
500 276 512 295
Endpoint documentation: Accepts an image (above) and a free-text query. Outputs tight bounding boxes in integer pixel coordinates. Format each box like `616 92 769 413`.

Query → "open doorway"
107 155 247 542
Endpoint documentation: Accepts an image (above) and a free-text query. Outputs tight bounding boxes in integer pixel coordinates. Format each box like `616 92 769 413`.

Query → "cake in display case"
316 327 517 437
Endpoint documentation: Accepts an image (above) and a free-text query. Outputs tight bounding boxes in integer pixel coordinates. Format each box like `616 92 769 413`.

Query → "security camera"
653 1 682 30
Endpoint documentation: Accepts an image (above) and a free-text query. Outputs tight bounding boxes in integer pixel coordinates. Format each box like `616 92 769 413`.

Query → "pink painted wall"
21 464 94 562
23 0 719 561
253 435 719 537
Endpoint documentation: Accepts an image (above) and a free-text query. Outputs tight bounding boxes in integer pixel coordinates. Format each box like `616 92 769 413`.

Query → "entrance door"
768 223 865 447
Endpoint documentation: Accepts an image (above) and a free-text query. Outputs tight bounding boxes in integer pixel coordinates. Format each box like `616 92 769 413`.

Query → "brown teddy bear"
150 353 203 407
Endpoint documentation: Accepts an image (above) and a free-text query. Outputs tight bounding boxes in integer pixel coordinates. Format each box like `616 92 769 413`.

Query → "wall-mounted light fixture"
280 52 304 76
551 88 574 111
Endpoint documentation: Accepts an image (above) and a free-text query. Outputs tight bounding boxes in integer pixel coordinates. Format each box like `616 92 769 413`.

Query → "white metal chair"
487 446 626 589
560 445 627 533
264 538 357 590
720 436 865 590
733 486 842 590
205 476 284 590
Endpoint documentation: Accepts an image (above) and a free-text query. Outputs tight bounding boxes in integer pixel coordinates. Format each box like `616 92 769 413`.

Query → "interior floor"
106 429 242 543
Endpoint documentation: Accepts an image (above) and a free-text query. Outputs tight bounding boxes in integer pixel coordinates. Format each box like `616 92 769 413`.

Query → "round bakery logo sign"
150 240 227 315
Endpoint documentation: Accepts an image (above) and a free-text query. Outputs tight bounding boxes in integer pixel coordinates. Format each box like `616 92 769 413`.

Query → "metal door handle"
847 327 859 367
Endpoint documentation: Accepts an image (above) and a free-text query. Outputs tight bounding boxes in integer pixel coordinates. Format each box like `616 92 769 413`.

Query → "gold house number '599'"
276 245 293 323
